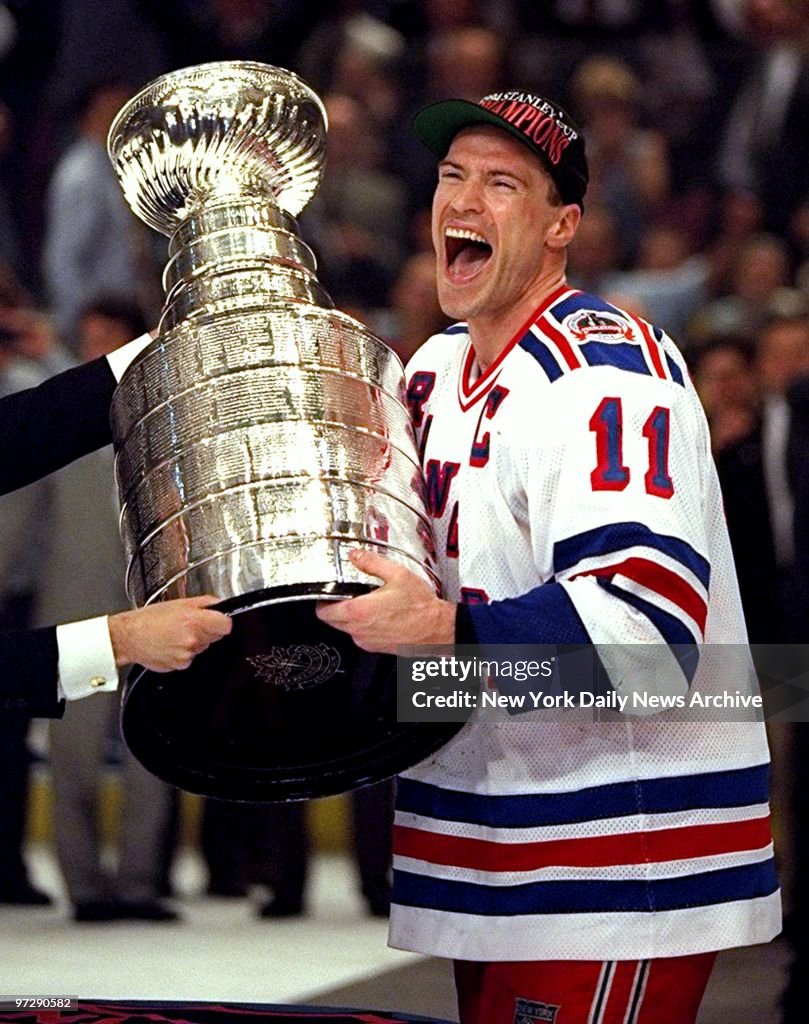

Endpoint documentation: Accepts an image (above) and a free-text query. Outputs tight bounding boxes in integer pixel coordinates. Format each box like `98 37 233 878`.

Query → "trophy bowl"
108 63 459 800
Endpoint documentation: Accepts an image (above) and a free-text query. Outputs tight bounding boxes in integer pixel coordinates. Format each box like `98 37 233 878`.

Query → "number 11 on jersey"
590 397 674 498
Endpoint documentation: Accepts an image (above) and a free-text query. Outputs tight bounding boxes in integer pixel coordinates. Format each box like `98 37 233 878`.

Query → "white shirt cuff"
106 332 153 382
56 616 119 701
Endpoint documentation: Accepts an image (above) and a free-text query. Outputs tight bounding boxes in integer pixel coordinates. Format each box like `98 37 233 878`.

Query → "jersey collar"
457 283 571 411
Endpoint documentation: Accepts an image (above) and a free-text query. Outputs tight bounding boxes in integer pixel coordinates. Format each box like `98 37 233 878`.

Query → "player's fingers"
184 594 224 609
195 609 233 639
315 597 361 629
348 547 404 583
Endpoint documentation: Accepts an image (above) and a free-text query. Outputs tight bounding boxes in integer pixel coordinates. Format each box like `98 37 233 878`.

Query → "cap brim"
413 98 556 172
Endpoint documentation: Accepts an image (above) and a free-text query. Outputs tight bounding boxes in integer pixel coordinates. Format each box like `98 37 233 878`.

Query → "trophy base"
120 583 461 801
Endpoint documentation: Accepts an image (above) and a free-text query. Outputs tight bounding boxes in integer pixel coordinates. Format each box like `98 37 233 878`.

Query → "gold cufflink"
90 676 108 688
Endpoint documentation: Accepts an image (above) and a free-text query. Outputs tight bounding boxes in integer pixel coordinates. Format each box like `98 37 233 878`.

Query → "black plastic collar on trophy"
119 587 462 801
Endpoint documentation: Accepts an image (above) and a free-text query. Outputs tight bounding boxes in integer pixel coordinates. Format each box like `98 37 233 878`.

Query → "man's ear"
547 203 582 250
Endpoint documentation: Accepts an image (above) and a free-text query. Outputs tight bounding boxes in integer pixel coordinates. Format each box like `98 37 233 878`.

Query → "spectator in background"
566 203 622 295
297 3 406 131
0 303 53 905
704 187 766 295
567 207 710 343
692 334 759 457
509 0 690 98
327 17 404 131
698 312 809 645
570 55 670 261
0 301 73 376
396 25 506 213
424 25 506 107
681 326 797 949
693 333 779 642
300 92 409 312
39 295 178 923
757 311 809 604
713 0 809 235
759 308 809 1024
605 221 712 343
689 232 792 343
42 78 159 347
379 250 447 364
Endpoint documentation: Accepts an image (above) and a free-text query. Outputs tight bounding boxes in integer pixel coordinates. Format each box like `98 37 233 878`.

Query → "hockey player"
317 90 780 1024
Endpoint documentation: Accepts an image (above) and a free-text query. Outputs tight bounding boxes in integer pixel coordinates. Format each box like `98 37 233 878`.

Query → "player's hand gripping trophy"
107 62 455 800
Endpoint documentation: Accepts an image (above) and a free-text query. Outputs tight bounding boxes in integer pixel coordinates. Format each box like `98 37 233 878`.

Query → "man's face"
431 125 574 328
78 313 132 362
758 320 809 395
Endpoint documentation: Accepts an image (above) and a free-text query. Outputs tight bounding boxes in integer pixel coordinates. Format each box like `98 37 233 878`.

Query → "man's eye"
439 168 461 181
492 178 516 191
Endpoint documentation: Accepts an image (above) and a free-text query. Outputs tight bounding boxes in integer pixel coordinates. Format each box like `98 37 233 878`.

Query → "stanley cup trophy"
107 62 458 800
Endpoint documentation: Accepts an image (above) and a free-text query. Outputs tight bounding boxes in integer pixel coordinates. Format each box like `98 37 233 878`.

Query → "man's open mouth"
445 227 492 279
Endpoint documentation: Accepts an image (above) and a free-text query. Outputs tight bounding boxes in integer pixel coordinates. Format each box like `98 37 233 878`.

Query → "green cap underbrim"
414 98 559 174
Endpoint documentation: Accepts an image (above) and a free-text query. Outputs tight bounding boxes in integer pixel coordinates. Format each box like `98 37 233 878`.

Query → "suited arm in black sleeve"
0 355 116 497
0 628 62 717
0 336 234 718
0 354 119 716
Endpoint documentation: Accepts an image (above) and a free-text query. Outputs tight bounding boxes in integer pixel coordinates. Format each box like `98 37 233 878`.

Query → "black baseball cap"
413 90 589 209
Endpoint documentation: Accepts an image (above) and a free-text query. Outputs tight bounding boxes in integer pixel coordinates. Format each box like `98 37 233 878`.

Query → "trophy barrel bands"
167 199 300 256
108 62 327 232
114 365 414 492
124 476 437 605
118 421 426 550
112 307 404 439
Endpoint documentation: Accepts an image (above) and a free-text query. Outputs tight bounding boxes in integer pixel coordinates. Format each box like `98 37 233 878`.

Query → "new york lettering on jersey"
407 325 515 569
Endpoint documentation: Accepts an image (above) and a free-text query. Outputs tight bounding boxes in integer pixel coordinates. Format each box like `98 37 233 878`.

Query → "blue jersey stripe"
552 292 620 320
467 580 590 645
444 324 468 336
396 764 770 828
554 522 711 589
519 333 564 382
392 859 778 916
578 341 651 378
665 353 685 386
597 578 700 651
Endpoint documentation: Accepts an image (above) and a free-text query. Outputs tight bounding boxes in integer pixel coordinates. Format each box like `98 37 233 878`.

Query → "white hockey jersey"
388 285 781 962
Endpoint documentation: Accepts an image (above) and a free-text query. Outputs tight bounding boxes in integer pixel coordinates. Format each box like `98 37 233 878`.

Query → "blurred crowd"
1 0 809 1014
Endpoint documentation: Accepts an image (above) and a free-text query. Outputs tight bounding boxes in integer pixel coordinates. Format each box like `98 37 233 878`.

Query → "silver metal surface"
108 62 327 232
162 226 317 294
160 265 333 331
107 62 444 800
110 306 405 435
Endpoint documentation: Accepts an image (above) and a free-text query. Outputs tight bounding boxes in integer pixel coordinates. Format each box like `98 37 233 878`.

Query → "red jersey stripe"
538 313 582 370
629 313 667 380
572 556 708 635
393 815 772 871
458 283 571 408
